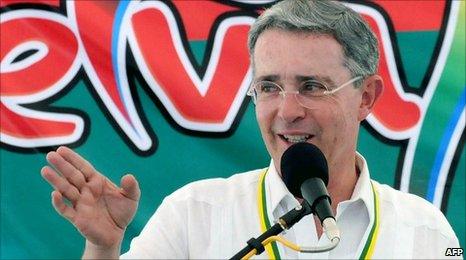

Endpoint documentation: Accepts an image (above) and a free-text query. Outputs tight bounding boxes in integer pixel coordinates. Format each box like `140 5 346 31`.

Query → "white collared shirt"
121 153 459 259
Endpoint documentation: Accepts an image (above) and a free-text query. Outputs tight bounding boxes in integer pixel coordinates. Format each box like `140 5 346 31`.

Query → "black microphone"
231 143 339 259
281 142 340 241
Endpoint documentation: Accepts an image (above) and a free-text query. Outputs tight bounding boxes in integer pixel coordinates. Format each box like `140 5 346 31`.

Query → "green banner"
1 1 464 258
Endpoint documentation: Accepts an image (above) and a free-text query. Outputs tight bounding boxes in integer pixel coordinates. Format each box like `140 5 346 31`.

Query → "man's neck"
314 155 359 238
326 155 359 214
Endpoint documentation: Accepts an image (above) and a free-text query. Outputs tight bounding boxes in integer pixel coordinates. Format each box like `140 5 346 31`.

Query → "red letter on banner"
365 14 421 133
71 1 152 150
0 0 60 8
129 2 253 132
0 11 83 148
346 2 424 139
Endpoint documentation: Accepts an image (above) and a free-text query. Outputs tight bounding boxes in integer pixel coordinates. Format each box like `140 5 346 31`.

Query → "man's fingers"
46 151 86 190
51 190 76 222
56 146 97 180
120 174 140 201
41 166 81 203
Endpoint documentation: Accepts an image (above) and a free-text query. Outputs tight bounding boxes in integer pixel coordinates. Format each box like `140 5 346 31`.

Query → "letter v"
128 1 254 132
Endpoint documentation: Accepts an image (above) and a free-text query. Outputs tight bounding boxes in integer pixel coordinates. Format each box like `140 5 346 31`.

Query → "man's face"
253 29 366 175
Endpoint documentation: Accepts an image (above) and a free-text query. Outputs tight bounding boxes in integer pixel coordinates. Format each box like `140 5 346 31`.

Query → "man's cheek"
256 107 271 131
321 98 351 130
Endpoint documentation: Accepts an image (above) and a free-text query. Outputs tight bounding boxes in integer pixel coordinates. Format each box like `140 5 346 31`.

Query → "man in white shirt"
41 0 460 259
117 155 458 259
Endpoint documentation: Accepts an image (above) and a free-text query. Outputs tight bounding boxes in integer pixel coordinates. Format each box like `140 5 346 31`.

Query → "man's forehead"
252 29 345 58
253 29 341 52
251 29 348 83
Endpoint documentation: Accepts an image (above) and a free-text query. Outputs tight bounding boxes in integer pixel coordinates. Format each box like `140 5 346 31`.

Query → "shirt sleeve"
410 206 461 260
120 196 188 259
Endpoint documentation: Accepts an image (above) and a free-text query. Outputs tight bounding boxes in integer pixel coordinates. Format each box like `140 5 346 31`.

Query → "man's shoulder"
166 168 266 205
375 181 456 238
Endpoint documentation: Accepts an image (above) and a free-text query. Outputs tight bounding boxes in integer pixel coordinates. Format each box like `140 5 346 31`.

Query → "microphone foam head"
280 142 329 199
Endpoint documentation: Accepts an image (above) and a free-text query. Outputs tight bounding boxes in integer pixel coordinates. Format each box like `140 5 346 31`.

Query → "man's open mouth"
279 134 312 143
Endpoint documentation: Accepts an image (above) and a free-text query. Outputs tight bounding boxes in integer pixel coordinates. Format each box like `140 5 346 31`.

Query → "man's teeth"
283 135 310 143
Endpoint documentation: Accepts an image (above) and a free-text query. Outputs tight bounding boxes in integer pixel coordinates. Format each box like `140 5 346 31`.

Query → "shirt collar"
264 152 375 221
265 160 300 218
340 152 374 220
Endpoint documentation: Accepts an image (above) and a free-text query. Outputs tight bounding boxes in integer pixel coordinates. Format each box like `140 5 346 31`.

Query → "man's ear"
358 75 383 121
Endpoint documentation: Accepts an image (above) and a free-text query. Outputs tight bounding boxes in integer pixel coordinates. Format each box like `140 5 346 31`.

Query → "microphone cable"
241 234 340 260
231 202 340 260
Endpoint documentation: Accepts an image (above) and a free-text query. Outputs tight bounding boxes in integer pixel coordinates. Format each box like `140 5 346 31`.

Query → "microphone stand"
230 201 312 260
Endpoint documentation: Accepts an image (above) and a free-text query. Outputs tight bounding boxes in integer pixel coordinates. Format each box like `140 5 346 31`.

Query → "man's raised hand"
41 146 140 250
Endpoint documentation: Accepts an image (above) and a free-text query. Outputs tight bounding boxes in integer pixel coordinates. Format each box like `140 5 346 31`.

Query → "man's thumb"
120 174 140 201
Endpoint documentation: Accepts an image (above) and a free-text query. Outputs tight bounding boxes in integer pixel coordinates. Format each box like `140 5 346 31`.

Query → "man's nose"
277 93 306 123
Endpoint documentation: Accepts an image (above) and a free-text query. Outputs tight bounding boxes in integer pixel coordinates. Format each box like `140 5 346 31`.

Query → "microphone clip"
277 200 312 230
230 201 312 260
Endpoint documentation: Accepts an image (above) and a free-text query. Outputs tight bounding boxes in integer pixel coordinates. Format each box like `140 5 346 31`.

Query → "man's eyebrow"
253 74 337 86
296 75 336 86
254 75 280 82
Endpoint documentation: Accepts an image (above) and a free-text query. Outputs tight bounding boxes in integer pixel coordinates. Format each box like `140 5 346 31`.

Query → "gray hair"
248 0 379 86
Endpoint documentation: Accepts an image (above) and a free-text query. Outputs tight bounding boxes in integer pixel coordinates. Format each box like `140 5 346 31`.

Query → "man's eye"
301 81 326 94
257 82 280 93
